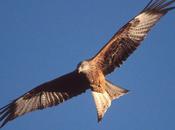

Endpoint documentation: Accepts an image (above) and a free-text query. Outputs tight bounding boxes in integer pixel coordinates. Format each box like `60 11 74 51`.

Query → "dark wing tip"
0 104 12 128
163 6 175 11
143 0 175 12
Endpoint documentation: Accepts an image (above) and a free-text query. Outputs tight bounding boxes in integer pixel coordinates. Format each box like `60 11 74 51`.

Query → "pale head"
77 60 91 74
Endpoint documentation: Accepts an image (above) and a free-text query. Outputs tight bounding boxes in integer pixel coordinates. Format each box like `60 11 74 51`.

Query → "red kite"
1 0 175 128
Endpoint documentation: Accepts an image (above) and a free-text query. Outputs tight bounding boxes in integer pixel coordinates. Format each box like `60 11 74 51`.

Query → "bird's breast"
83 69 104 87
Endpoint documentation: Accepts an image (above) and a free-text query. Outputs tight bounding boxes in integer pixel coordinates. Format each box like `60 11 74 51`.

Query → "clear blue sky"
0 0 175 130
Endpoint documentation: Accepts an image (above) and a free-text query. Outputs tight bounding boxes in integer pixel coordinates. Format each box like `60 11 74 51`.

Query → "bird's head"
77 60 90 74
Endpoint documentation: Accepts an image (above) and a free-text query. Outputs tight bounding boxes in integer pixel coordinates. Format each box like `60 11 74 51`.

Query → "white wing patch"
129 12 163 42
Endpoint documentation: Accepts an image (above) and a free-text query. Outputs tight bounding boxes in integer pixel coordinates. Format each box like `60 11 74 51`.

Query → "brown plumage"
92 0 175 75
0 0 175 128
0 71 89 127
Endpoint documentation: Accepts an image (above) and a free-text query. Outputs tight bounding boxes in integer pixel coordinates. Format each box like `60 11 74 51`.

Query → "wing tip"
0 121 7 129
143 0 175 12
0 105 11 128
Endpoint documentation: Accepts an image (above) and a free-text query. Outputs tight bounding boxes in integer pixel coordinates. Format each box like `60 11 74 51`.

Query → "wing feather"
0 71 89 128
91 0 175 75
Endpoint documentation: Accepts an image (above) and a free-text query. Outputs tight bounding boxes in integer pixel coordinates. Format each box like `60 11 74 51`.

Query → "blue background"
0 0 175 130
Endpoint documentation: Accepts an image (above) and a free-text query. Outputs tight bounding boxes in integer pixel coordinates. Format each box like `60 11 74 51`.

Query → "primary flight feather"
0 0 175 128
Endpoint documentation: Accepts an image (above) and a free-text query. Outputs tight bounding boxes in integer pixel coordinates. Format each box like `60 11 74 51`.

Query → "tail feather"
92 91 111 122
105 80 129 100
91 80 129 122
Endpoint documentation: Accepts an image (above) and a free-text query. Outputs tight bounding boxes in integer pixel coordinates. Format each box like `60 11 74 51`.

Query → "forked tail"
105 80 129 100
92 80 129 122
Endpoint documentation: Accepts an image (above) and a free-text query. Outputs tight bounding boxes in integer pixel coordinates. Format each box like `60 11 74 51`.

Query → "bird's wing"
91 0 175 75
0 71 89 128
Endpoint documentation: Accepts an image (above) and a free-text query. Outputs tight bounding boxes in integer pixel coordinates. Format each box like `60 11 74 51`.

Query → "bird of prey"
0 0 175 128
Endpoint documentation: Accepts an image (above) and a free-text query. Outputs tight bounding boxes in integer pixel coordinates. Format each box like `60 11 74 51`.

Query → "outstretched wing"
91 0 175 75
0 71 89 128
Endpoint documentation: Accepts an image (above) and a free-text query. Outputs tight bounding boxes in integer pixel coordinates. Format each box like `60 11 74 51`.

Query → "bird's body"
78 60 105 92
1 0 175 128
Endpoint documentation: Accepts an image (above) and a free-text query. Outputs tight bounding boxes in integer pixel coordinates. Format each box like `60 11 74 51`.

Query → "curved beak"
78 67 82 74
